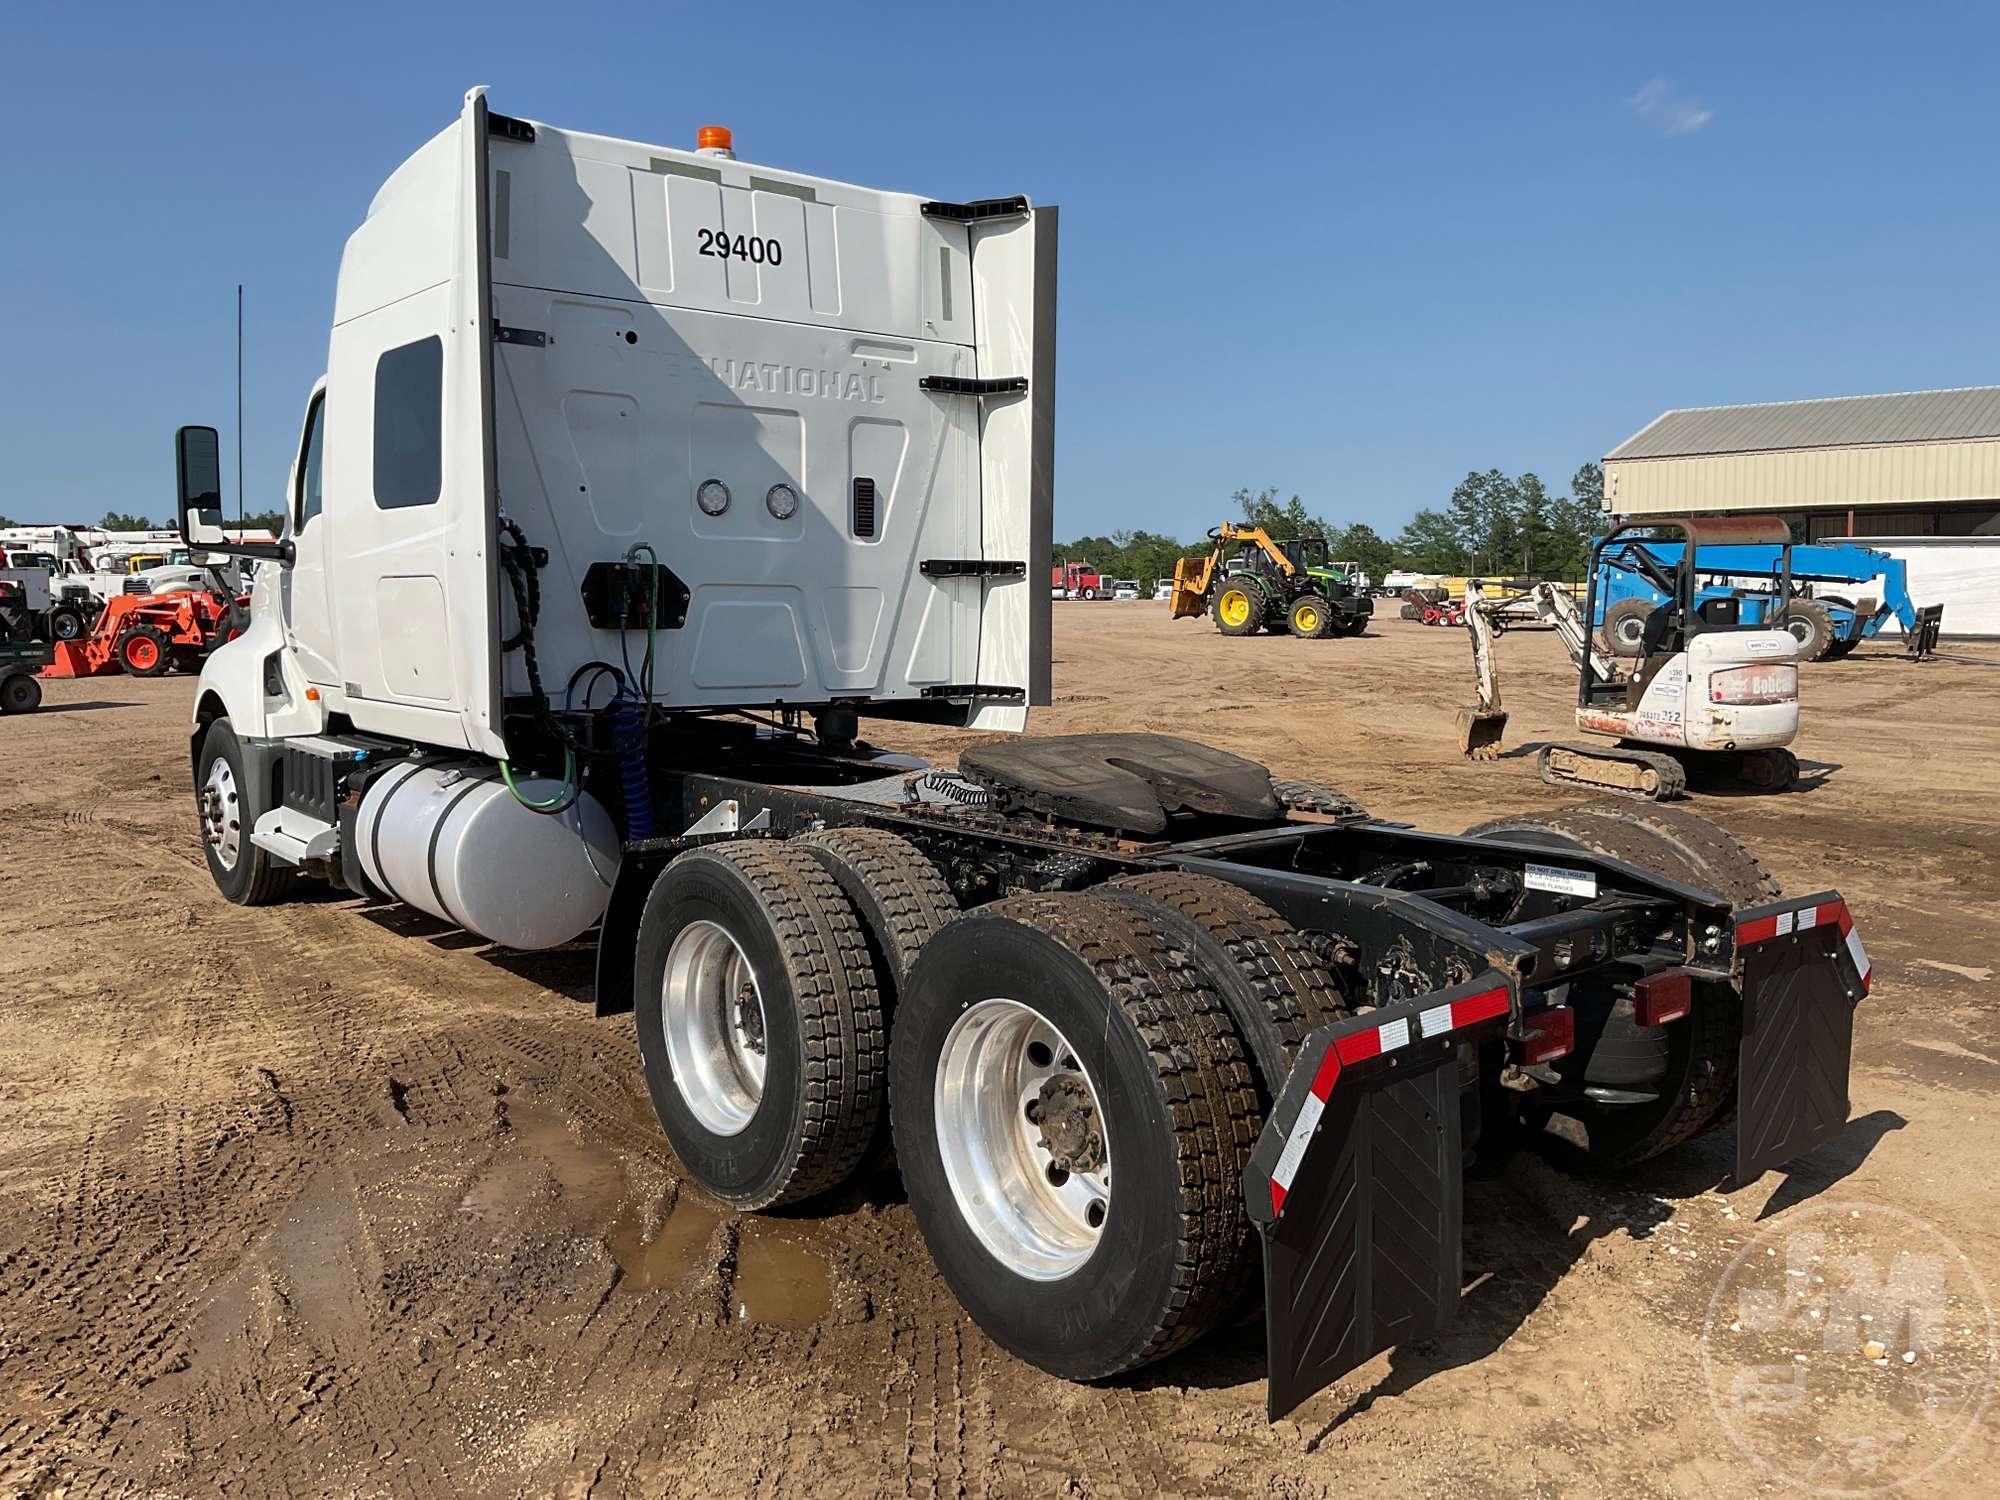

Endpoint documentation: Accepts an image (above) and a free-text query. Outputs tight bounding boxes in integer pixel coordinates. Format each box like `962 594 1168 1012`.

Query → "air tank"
356 761 620 950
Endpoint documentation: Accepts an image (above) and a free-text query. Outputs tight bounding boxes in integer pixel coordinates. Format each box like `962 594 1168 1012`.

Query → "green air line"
499 745 576 810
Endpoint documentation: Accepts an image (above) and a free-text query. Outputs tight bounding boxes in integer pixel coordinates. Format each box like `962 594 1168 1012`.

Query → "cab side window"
373 336 443 509
297 395 326 528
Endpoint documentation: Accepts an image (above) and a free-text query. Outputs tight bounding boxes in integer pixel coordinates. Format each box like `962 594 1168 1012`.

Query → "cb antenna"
236 283 245 532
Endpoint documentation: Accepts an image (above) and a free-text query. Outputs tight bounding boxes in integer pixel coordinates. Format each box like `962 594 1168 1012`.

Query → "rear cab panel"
482 119 1043 723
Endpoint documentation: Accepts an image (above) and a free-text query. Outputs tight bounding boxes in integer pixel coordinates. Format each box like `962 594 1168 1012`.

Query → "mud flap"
1733 892 1868 1182
592 851 668 1016
1245 974 1514 1421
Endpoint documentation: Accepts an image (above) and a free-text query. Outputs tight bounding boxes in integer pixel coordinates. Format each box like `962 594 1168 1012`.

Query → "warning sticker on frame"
1524 863 1598 899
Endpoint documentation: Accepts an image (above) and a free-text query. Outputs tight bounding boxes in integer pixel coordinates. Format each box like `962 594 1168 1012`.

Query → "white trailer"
1859 536 2000 640
173 91 1868 1420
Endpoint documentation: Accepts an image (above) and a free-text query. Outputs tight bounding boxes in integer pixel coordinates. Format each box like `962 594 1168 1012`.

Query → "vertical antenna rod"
236 283 245 529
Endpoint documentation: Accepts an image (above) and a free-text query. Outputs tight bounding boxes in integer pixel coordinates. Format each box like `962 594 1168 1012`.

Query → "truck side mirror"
173 425 293 564
176 426 229 548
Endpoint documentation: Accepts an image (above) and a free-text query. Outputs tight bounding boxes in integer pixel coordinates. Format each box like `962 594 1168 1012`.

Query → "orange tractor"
43 584 248 680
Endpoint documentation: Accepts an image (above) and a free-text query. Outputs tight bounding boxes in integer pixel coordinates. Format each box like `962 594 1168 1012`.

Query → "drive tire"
634 840 884 1210
1271 776 1368 818
1286 594 1331 639
892 893 1260 1379
1602 598 1654 657
1783 598 1836 661
796 827 959 1010
1463 805 1766 1165
1099 872 1350 1099
197 718 297 906
796 826 959 1172
1 672 41 714
120 626 172 677
1557 797 1782 906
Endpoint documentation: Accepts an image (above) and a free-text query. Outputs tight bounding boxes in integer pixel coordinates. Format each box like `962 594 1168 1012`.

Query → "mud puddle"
609 1196 832 1327
493 1102 831 1326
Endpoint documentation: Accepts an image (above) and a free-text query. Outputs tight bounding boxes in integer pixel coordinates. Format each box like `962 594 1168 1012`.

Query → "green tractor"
1173 526 1373 639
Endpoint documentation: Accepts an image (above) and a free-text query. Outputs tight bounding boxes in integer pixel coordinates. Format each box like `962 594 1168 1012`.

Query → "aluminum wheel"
661 919 768 1136
934 999 1111 1281
200 756 241 871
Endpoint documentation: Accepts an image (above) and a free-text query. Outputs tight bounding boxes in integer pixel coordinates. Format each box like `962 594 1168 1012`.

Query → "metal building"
1604 386 2000 636
1604 386 2000 541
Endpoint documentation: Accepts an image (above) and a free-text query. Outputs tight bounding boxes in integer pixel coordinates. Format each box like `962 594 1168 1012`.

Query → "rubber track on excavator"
1535 741 1688 801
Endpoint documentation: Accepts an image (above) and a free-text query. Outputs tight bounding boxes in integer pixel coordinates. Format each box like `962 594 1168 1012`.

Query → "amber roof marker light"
696 125 735 159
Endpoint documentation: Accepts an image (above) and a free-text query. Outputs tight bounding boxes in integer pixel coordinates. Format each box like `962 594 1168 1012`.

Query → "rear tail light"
1512 1006 1574 1065
1709 663 1796 705
1633 970 1694 1027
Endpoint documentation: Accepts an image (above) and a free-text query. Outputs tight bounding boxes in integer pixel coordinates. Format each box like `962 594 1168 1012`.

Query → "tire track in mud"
0 937 306 1494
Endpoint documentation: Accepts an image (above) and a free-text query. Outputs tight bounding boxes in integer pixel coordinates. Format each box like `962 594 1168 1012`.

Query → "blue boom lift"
1594 539 1943 661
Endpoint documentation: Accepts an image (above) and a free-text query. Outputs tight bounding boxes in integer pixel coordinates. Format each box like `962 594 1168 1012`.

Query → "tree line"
1057 463 1607 586
21 471 1608 584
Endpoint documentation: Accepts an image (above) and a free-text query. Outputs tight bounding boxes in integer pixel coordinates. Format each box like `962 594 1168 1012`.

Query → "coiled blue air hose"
608 687 654 837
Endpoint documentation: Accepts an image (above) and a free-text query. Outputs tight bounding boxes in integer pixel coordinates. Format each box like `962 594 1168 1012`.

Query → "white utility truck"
176 90 1870 1419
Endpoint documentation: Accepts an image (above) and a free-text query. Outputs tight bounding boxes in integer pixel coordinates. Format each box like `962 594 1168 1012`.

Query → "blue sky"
4 2 1996 540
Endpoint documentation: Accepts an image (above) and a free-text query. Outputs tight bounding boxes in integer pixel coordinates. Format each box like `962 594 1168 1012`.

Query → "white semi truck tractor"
175 90 1872 1418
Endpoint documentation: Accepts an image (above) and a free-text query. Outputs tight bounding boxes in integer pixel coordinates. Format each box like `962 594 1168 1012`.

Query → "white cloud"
1629 78 1714 136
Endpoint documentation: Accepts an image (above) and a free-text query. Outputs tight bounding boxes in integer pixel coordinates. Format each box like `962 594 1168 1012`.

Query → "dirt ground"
2 607 1996 1498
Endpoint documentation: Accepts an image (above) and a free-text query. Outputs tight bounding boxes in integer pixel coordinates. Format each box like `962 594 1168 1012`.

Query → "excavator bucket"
1455 705 1507 760
1456 581 1508 758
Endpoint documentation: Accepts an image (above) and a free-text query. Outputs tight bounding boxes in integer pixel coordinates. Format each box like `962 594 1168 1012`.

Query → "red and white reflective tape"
1267 986 1508 1217
1736 898 1870 994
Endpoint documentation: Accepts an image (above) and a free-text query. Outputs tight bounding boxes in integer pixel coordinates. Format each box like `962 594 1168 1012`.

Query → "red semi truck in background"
1052 560 1106 599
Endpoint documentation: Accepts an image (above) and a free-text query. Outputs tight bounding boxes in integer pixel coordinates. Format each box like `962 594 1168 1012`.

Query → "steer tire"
634 840 885 1210
48 604 85 642
1464 808 1747 1166
892 892 1261 1380
1100 872 1350 1101
197 718 298 906
1286 594 1332 639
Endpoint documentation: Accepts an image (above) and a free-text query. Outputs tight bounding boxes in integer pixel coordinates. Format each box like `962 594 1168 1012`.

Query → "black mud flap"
592 852 668 1017
1733 892 1869 1182
1244 974 1515 1422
